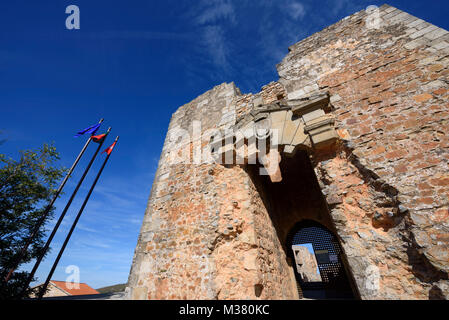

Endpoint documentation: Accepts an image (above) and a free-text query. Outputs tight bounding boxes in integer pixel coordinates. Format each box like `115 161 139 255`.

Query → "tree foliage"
0 143 66 299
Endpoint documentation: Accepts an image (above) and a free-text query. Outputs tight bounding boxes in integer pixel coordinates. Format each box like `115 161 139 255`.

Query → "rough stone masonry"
126 4 449 300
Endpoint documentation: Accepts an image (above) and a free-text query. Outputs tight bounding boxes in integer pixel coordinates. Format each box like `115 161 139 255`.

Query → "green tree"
0 143 66 299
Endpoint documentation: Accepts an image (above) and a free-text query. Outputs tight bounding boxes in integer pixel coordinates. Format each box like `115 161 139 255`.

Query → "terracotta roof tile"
50 281 99 296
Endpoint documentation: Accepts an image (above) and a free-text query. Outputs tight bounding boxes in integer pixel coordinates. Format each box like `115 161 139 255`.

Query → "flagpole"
3 118 104 285
37 136 119 300
18 127 111 299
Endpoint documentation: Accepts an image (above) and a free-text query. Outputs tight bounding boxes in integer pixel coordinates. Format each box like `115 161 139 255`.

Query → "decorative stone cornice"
211 92 338 182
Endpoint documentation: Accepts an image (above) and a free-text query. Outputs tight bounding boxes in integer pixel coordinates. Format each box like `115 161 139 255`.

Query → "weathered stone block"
280 110 301 145
424 28 449 40
410 25 438 39
253 96 263 108
405 37 428 50
302 109 325 123
291 94 330 116
310 129 338 146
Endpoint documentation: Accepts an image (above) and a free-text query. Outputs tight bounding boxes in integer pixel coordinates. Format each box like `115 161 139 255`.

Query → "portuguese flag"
92 133 107 143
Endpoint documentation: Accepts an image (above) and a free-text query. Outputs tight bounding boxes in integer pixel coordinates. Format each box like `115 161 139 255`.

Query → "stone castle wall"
126 4 449 300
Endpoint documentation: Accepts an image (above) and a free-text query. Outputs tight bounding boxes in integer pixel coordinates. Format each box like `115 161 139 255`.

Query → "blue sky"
1 1 448 289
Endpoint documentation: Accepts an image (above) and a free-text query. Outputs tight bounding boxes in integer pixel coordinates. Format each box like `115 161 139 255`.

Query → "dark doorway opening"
287 220 355 299
246 149 358 300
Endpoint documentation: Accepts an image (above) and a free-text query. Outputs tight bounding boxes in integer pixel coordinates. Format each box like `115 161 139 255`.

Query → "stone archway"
243 147 360 300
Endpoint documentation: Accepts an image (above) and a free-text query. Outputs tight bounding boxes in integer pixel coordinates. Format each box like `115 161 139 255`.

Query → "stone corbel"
283 92 336 156
304 115 337 148
290 93 331 116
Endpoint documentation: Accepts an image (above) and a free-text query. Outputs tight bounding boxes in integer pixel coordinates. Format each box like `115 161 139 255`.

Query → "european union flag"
74 122 101 137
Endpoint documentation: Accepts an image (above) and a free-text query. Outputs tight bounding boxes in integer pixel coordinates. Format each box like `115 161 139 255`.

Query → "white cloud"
77 223 100 234
184 1 236 74
285 1 307 20
195 0 236 25
256 0 309 68
202 25 231 71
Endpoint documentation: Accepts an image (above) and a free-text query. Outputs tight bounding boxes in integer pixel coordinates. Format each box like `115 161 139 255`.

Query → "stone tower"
126 4 449 300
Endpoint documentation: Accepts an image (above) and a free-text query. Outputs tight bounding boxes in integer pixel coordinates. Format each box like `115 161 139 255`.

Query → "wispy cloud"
184 0 237 74
180 0 312 88
284 1 307 20
165 0 365 91
77 223 100 234
85 30 194 41
202 25 231 72
195 0 237 25
254 0 309 74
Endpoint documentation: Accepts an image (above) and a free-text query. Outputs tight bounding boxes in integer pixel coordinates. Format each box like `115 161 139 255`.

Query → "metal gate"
289 220 355 299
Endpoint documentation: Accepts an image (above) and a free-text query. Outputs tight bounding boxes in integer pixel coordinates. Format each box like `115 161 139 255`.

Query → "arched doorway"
287 220 355 299
245 149 359 299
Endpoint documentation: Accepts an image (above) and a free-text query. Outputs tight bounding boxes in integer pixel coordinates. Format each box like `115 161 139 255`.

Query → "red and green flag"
92 133 108 143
